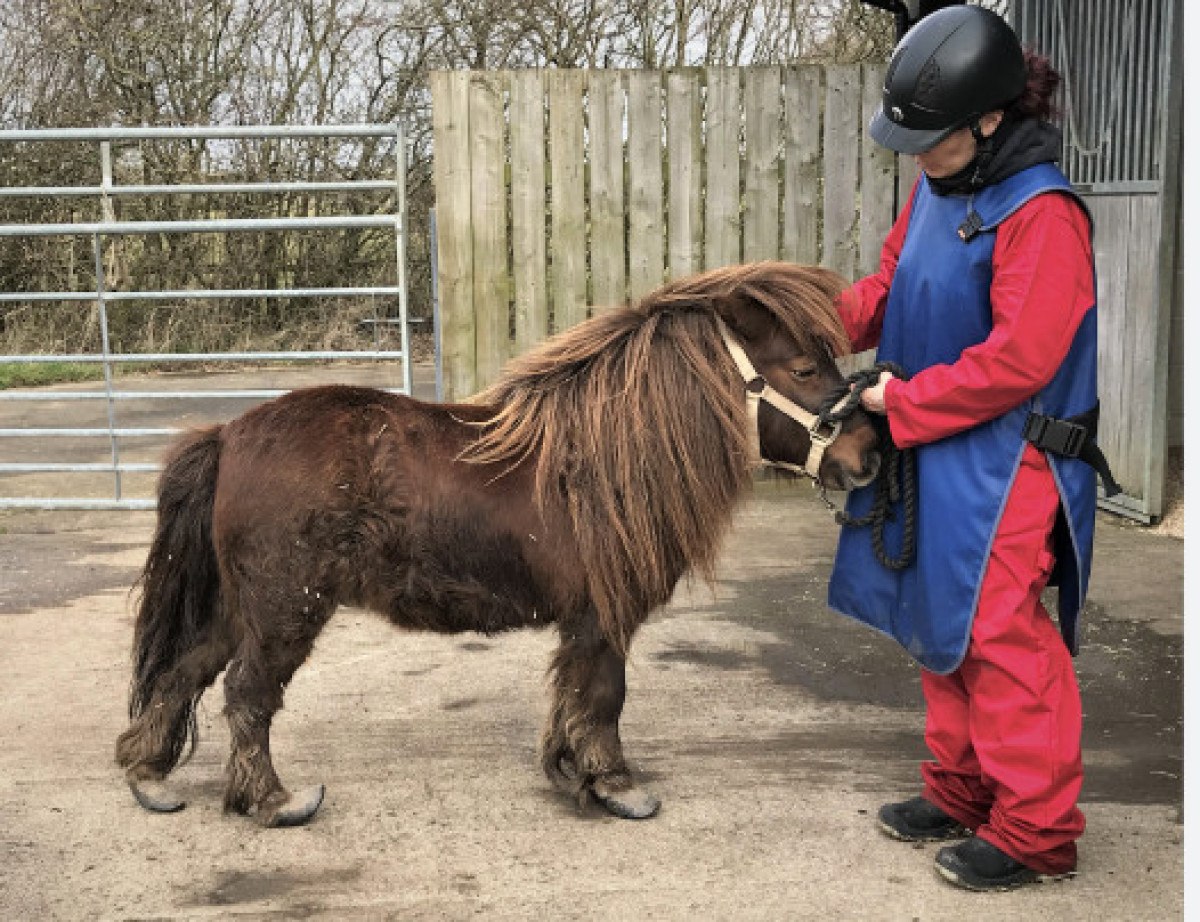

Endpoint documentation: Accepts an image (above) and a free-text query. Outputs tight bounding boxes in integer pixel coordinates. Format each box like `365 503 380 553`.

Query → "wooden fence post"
666 69 703 280
627 70 666 301
511 69 549 354
469 72 509 389
822 64 862 281
430 70 475 401
548 70 587 332
781 66 823 267
589 70 627 310
743 68 782 262
859 61 895 279
704 68 742 270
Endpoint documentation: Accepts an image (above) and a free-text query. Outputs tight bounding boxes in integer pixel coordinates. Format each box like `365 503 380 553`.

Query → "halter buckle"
808 418 841 447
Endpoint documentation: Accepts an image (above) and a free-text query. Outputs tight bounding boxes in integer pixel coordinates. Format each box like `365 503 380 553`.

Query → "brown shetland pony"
114 261 880 827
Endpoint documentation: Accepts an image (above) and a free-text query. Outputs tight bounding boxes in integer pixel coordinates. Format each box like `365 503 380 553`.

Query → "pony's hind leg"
221 606 332 828
115 630 233 812
542 627 660 819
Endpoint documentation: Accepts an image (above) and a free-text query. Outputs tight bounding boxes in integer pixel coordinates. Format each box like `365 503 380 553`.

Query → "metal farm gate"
0 125 411 511
1013 0 1183 522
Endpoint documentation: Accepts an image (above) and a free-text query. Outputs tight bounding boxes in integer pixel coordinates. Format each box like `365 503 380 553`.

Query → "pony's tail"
119 425 224 776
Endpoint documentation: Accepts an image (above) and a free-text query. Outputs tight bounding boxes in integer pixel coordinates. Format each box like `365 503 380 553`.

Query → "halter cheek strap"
716 320 851 481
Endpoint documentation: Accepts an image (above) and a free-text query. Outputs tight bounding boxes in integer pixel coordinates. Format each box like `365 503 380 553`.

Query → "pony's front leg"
542 626 660 819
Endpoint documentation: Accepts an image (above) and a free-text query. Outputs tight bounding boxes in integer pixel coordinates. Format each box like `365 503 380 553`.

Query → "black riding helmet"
870 6 1026 154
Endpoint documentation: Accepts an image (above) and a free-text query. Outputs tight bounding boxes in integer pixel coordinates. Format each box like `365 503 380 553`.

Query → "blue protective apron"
827 163 1098 675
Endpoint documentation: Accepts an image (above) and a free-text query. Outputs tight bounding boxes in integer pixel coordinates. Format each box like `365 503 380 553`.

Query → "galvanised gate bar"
0 124 411 510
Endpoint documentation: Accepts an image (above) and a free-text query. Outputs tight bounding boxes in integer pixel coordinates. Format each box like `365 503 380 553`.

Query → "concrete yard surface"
0 489 1182 921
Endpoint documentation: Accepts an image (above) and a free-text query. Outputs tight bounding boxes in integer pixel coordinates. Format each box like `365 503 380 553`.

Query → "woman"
827 5 1110 892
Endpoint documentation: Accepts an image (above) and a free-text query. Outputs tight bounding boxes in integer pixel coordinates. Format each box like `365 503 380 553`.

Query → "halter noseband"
717 319 851 481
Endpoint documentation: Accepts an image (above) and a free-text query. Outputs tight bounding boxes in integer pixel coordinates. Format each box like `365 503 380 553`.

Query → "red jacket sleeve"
836 181 917 353
884 191 1095 449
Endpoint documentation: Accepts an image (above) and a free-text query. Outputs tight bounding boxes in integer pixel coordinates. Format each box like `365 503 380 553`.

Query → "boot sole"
935 860 1075 892
877 815 970 843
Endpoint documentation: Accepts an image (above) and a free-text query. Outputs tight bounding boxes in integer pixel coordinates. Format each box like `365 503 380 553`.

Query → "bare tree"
0 0 905 355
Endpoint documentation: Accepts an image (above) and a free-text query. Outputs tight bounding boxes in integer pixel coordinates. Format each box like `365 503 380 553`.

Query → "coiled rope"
817 362 917 571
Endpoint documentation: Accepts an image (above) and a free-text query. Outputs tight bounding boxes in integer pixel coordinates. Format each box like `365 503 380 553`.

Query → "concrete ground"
0 364 1183 920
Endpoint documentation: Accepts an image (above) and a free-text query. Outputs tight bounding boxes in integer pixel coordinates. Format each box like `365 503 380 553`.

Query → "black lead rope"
817 362 918 571
816 365 1124 573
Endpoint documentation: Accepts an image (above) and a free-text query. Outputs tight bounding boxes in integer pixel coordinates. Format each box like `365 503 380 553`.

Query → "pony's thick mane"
464 261 849 653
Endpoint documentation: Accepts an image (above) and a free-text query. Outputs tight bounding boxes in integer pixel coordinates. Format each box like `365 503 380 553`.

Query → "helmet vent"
915 59 940 108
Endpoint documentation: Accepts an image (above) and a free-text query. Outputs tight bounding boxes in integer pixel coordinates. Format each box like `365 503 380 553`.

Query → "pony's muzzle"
825 447 882 491
846 450 883 488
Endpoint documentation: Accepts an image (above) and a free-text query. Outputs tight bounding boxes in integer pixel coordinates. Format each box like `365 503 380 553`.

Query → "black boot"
878 796 969 842
935 837 1074 892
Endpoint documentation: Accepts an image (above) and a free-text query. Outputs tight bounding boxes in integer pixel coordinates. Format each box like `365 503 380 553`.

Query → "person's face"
913 110 1004 178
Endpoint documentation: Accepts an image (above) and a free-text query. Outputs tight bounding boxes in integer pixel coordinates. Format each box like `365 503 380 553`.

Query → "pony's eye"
791 367 816 380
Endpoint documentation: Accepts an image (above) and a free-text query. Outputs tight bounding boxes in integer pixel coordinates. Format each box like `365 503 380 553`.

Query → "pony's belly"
374 586 558 635
358 518 563 635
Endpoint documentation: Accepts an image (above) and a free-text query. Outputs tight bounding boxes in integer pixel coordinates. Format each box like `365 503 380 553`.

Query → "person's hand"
859 371 893 414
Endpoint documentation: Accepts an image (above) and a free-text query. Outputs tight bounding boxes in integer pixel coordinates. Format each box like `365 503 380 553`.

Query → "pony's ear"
718 295 778 346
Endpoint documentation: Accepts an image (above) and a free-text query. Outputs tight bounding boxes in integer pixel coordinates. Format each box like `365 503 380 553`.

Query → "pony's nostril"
844 451 882 489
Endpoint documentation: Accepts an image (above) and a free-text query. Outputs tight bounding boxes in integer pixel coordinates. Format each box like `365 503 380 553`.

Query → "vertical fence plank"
1123 193 1161 503
838 63 892 371
469 72 509 388
859 61 895 277
547 70 588 332
666 70 703 280
430 70 475 401
627 71 665 300
589 70 627 310
1089 194 1130 489
822 64 861 280
510 70 548 354
782 66 822 266
743 68 782 262
704 68 741 269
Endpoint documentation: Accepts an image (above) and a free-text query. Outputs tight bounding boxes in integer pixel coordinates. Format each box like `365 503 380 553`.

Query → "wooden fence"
429 64 900 402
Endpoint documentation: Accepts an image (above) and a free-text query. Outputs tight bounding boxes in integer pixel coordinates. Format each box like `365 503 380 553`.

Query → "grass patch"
0 362 106 389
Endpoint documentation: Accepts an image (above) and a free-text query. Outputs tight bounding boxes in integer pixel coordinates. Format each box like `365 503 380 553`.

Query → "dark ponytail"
1006 50 1061 121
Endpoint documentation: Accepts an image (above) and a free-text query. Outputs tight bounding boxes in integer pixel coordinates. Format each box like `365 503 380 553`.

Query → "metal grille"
970 0 1011 18
1013 0 1173 192
0 125 410 510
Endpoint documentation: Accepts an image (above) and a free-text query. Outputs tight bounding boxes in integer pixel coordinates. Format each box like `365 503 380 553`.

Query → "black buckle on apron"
1022 412 1087 458
957 209 984 242
1023 407 1123 498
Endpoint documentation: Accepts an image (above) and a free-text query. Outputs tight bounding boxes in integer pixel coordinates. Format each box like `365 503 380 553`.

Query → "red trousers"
920 445 1085 875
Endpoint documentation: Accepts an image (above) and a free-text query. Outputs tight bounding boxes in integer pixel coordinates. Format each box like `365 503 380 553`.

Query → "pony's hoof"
592 780 660 820
259 785 325 828
128 778 185 813
546 753 580 794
